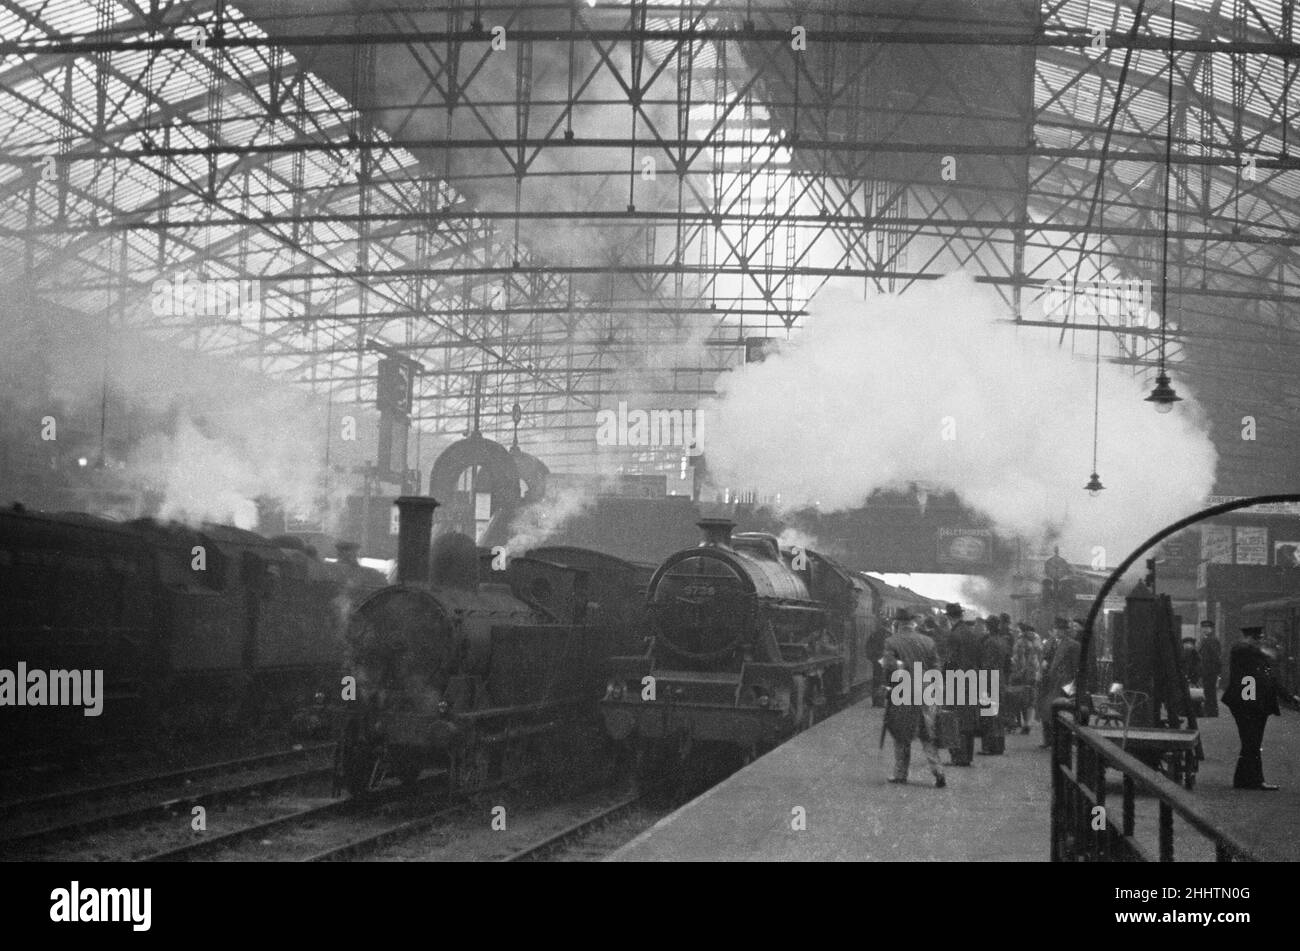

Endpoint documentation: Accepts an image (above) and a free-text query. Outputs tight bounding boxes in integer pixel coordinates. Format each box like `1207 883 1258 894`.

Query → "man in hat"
880 610 946 788
1199 620 1222 717
1041 616 1067 676
1038 618 1082 748
944 603 981 766
1222 625 1298 790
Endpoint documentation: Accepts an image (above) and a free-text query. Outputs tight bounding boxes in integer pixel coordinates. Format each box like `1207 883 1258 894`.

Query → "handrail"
1050 700 1257 862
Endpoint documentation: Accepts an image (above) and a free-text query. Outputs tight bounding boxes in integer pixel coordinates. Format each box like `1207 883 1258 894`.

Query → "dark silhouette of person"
1039 619 1082 748
1199 620 1221 718
944 603 981 766
881 611 946 788
1222 625 1298 790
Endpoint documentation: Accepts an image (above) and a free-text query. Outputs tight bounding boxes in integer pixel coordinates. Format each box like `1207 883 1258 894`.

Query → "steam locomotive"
599 518 939 787
336 498 627 797
0 502 386 740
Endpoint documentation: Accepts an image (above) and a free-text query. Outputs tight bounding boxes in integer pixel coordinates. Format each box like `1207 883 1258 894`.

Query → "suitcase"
981 731 1006 755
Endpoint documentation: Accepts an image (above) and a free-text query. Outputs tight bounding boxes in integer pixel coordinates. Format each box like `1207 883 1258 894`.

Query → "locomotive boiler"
600 518 878 788
337 497 616 797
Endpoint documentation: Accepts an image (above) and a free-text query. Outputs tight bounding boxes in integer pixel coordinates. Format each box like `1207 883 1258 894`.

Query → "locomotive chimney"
698 517 734 547
394 496 440 584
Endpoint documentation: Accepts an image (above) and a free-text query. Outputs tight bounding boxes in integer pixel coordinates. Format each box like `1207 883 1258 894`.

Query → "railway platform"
609 700 1300 862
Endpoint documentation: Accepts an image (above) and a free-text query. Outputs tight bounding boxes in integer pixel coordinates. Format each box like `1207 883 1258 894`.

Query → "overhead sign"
1205 496 1300 516
937 527 993 567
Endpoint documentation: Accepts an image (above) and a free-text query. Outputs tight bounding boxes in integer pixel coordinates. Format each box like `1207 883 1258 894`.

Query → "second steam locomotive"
599 517 936 787
337 497 629 796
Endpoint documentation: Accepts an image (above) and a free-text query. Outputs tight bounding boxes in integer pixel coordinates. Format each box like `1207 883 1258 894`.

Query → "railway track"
0 743 333 823
0 746 336 855
143 772 457 862
303 800 474 862
500 795 649 862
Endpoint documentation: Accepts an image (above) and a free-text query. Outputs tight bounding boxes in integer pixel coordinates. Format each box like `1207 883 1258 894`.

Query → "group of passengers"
876 607 1083 788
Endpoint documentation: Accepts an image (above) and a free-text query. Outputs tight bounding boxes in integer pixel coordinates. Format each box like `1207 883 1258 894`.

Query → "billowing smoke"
128 408 329 530
776 526 823 556
0 298 335 531
502 481 600 556
703 273 1218 565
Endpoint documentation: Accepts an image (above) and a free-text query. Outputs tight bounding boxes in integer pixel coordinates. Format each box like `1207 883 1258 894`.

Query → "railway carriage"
0 503 385 738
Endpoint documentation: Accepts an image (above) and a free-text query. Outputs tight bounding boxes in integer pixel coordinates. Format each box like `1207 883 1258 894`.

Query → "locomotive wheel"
342 747 384 798
338 721 385 798
451 748 492 794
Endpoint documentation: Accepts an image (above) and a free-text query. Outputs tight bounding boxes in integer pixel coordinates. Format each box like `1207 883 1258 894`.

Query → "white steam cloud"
502 481 599 556
0 297 335 532
703 273 1217 564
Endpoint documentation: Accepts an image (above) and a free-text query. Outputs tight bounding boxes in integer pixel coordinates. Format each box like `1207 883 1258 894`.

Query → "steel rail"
0 743 333 823
499 795 643 863
0 764 335 851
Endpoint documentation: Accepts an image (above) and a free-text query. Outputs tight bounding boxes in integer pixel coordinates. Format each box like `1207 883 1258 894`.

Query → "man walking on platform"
1200 620 1222 718
1222 624 1298 790
1011 623 1043 734
944 603 981 766
880 610 946 788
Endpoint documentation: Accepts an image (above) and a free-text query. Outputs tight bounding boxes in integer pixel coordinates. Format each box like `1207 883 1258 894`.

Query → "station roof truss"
1 0 1297 487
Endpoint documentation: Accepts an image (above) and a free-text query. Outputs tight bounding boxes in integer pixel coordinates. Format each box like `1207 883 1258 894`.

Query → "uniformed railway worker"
1222 624 1299 791
880 610 946 788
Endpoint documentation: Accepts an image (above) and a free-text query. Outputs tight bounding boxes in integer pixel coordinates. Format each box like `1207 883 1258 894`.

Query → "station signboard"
936 527 993 567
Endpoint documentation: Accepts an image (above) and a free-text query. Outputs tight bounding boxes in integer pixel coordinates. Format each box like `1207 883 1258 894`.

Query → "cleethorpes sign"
936 527 993 567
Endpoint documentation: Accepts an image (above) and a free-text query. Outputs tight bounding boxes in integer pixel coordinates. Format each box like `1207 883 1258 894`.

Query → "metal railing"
1049 700 1257 862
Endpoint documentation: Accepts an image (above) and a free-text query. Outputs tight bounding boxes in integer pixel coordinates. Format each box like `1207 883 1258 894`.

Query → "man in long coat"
978 617 1013 754
944 603 982 766
1222 625 1297 790
1038 618 1081 748
880 611 946 788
